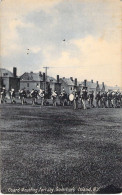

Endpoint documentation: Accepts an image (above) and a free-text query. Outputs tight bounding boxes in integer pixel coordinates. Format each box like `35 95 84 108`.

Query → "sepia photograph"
0 0 122 194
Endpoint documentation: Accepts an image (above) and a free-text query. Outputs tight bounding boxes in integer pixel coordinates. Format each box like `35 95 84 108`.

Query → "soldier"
95 91 101 108
30 89 38 105
111 91 116 108
60 89 68 106
81 87 88 110
39 89 45 106
116 92 121 108
10 88 16 104
1 87 7 104
100 92 107 108
73 89 79 110
19 88 27 105
52 90 57 106
88 91 94 108
107 91 112 108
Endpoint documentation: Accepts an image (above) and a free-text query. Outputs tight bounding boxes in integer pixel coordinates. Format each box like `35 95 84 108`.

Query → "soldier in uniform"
95 91 101 108
88 91 94 108
100 92 107 108
30 89 38 105
116 91 121 108
19 88 27 105
52 90 57 106
60 89 68 106
39 89 45 106
1 87 7 104
111 91 115 108
81 87 88 110
73 89 79 110
10 88 16 104
107 91 112 108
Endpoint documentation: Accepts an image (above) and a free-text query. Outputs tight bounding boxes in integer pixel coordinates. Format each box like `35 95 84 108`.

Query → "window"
27 83 29 87
3 73 8 76
71 87 72 90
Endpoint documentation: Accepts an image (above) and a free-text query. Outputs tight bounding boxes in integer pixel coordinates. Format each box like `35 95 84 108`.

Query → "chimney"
75 78 77 86
70 77 73 81
102 82 104 86
57 75 59 83
96 81 99 86
91 79 93 83
84 79 87 87
43 73 45 82
39 71 42 77
13 67 17 77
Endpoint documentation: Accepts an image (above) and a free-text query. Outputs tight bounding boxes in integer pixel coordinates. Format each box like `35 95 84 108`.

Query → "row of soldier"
0 86 122 109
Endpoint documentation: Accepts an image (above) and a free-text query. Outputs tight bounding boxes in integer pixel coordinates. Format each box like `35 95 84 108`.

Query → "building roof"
60 78 75 86
87 81 97 89
20 72 56 82
47 76 56 83
105 85 121 91
0 68 13 77
20 72 43 81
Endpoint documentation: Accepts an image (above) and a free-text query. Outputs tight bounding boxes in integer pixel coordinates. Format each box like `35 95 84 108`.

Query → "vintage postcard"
0 0 122 194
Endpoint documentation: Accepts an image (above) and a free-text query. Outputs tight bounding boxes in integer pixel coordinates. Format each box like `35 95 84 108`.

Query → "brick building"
0 67 20 93
20 72 61 97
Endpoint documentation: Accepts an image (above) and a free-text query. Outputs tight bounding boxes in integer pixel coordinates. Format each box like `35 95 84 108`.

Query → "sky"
0 0 122 87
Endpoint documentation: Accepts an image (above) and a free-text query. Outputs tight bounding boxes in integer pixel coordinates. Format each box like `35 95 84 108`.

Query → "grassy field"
0 104 122 194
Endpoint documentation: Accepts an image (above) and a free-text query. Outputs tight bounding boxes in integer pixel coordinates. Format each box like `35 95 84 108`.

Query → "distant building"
20 71 43 92
105 85 121 92
78 79 105 95
0 67 20 92
20 71 61 97
59 77 75 94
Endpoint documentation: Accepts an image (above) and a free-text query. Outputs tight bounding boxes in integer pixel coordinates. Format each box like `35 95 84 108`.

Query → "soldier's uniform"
95 92 101 108
1 87 6 104
19 88 27 105
39 89 44 106
31 89 38 105
81 87 88 110
60 89 68 106
73 91 79 110
10 88 16 104
88 91 94 108
107 92 112 108
52 91 57 106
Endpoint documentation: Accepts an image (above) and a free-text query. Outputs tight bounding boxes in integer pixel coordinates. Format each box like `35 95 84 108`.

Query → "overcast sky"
0 0 122 86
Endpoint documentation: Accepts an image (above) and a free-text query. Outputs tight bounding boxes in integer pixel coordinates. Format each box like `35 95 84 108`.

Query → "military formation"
0 86 122 109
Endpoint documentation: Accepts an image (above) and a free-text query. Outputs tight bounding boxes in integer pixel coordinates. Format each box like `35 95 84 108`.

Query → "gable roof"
0 68 13 77
60 78 75 86
20 72 43 81
20 72 56 83
47 76 56 83
87 81 97 89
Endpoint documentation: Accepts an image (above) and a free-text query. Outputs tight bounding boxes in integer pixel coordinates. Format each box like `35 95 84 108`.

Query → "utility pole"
43 67 49 92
